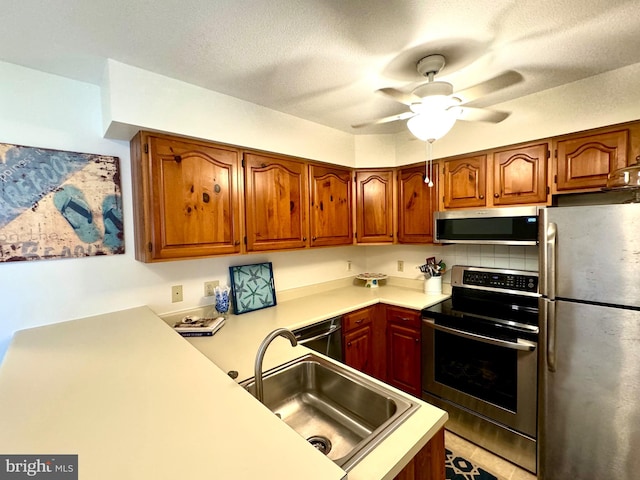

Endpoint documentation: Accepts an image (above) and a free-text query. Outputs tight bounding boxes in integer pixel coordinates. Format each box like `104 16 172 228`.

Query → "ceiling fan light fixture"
407 109 459 142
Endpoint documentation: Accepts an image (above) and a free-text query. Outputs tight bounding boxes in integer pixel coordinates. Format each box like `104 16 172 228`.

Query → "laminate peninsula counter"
0 281 448 480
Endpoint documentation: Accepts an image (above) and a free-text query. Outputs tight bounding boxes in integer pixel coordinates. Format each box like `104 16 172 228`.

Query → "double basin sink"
242 353 418 472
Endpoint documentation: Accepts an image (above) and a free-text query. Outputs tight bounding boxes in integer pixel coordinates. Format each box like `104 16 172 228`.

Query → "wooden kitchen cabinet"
243 152 309 251
386 306 422 397
442 143 550 209
355 169 394 243
394 427 445 480
130 131 242 262
442 155 487 209
492 142 549 205
343 306 386 380
555 129 629 192
397 163 439 244
309 163 353 247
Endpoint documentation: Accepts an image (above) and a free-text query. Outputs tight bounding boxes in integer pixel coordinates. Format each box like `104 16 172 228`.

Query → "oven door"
422 316 537 437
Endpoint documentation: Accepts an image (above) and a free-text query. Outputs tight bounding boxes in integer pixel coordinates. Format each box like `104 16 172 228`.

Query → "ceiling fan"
353 54 522 141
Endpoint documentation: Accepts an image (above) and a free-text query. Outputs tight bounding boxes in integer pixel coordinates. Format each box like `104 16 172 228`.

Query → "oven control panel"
462 270 538 293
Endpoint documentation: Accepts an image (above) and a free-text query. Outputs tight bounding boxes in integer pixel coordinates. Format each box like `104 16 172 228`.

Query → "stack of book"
173 316 225 337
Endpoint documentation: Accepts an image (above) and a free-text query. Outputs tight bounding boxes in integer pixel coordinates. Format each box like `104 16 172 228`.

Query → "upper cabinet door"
556 130 628 191
493 143 549 206
443 155 487 209
133 133 241 262
355 170 394 243
397 164 439 244
309 164 353 247
244 152 309 251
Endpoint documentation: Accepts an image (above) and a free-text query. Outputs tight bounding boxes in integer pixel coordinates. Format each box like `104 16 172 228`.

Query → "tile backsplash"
448 244 539 272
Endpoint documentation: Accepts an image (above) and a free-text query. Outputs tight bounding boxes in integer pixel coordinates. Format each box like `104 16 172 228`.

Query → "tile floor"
445 430 537 480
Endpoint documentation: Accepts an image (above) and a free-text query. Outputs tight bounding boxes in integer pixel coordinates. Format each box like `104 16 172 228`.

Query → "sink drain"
307 435 332 455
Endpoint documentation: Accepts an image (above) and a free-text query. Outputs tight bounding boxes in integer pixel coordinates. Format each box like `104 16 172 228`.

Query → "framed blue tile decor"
229 262 277 314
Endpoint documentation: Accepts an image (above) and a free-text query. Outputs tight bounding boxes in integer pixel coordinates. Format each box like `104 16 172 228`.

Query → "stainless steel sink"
241 353 418 472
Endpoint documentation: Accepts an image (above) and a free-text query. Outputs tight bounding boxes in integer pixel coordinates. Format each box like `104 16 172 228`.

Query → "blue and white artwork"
0 143 124 262
229 262 277 314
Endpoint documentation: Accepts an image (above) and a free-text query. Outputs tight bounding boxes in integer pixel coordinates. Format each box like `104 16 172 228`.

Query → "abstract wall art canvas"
0 142 124 262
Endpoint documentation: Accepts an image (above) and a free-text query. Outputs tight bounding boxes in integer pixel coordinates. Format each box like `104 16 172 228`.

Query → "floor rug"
446 448 498 480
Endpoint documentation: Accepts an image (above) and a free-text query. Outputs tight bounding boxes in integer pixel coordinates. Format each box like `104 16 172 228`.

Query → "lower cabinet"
342 305 385 380
386 306 422 398
342 304 422 397
343 304 442 480
394 427 445 480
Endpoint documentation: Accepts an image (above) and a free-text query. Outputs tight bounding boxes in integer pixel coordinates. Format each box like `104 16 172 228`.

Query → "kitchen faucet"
254 328 298 403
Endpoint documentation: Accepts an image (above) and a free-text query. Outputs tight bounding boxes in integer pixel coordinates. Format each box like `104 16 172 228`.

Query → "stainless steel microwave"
434 206 541 245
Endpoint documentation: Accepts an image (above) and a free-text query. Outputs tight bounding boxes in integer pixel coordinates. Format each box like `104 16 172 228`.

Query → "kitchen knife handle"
547 300 557 372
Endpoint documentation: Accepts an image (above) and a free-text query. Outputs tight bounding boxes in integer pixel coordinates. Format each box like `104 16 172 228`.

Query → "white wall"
0 61 367 362
101 60 356 166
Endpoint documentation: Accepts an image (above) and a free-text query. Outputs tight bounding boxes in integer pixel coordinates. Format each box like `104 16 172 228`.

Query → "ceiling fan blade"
457 107 510 123
376 88 419 106
351 111 415 128
453 70 524 104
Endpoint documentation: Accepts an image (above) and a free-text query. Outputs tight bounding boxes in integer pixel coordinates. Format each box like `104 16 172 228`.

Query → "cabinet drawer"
343 307 374 332
386 306 421 329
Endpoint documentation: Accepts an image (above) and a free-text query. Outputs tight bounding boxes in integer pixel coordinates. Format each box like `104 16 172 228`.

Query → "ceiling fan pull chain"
424 140 434 188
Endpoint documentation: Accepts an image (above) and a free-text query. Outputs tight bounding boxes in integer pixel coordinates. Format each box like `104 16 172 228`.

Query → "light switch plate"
204 280 219 297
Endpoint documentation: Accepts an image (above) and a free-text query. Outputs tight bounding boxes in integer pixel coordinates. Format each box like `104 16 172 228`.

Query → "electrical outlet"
397 260 404 272
204 280 219 297
347 260 352 271
171 285 183 303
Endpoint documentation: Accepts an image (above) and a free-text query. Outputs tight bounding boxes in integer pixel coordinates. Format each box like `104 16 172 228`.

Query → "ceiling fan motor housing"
412 81 454 99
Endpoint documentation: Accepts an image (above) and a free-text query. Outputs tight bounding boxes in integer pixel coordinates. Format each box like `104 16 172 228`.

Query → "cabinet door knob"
303 236 307 241
355 319 363 324
312 236 316 241
234 240 240 246
494 193 499 198
415 338 419 342
347 342 352 347
479 194 484 199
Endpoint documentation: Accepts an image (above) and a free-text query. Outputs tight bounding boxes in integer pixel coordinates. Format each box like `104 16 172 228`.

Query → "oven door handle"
423 318 537 351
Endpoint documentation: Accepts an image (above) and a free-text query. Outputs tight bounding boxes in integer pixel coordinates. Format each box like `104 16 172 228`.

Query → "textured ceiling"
2 0 640 134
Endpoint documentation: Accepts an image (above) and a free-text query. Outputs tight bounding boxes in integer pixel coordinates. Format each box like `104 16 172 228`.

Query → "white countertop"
169 283 449 383
0 282 449 480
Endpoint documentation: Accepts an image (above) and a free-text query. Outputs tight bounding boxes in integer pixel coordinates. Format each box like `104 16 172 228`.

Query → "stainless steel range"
421 265 539 473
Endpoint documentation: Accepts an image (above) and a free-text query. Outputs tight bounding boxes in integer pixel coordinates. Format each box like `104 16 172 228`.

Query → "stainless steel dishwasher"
293 316 343 362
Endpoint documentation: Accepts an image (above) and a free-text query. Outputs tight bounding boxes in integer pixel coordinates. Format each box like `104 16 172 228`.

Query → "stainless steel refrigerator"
538 203 640 479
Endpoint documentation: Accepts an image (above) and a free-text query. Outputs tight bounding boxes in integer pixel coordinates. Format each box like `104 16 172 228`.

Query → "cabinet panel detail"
355 170 394 243
398 164 439 243
131 132 241 262
309 164 353 247
443 155 486 209
556 130 628 191
244 153 308 251
493 143 548 205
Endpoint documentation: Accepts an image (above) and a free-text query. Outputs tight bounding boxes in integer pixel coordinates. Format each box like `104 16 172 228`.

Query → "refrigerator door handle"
547 300 557 372
546 222 557 300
